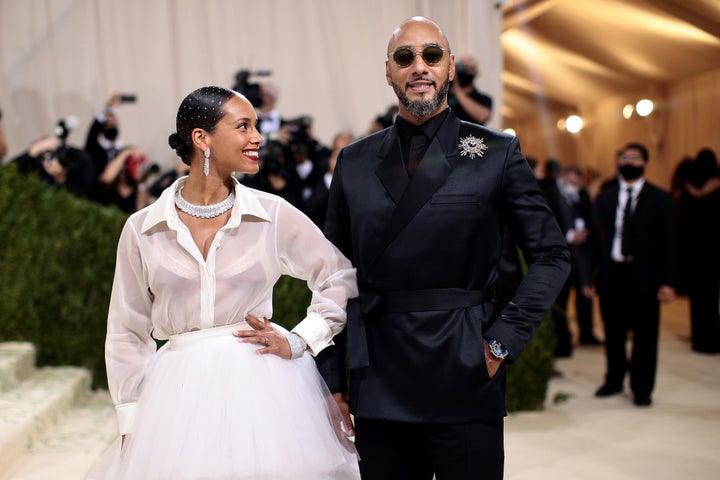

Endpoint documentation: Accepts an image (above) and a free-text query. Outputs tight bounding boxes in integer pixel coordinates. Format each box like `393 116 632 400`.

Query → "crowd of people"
5 93 157 214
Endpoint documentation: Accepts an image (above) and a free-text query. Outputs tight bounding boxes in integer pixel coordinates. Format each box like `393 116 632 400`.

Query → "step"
0 343 36 391
3 390 118 480
0 366 91 477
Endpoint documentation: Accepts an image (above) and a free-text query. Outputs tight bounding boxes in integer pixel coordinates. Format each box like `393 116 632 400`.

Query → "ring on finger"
263 336 269 346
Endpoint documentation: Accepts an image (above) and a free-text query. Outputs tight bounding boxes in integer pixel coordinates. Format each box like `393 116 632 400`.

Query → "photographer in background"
85 92 135 198
0 107 8 161
231 69 281 138
11 118 95 198
257 83 283 137
243 115 330 216
95 146 155 214
447 55 493 125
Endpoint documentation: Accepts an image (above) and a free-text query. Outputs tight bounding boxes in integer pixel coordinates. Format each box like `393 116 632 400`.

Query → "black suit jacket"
319 110 570 422
593 180 676 296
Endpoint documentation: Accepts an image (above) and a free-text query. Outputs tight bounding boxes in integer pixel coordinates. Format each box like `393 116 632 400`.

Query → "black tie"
406 130 426 177
621 187 634 257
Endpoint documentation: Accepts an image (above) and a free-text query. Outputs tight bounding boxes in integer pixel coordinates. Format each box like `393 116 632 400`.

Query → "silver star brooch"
458 135 488 159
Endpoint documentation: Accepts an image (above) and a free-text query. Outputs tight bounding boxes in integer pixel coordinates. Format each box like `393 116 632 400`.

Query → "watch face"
490 340 508 359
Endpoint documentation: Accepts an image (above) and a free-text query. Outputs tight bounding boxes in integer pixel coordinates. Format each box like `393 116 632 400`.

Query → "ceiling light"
565 115 583 133
622 104 634 119
636 99 654 117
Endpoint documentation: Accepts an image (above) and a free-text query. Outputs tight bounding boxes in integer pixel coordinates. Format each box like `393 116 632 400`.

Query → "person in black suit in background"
555 165 599 348
317 16 570 479
592 142 677 407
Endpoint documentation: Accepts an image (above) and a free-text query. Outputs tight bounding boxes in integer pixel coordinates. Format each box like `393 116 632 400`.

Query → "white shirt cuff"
292 312 333 356
115 402 137 435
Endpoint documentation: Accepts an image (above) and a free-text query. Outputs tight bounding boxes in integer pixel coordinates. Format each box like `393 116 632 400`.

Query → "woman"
90 86 359 479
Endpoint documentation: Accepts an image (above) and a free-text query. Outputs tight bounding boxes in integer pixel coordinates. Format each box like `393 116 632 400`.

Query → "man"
447 55 492 125
257 83 283 137
317 17 570 479
544 164 599 356
593 142 676 407
558 165 599 345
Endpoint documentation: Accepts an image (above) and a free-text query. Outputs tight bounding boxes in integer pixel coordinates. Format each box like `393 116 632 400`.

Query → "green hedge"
0 164 125 388
0 164 555 411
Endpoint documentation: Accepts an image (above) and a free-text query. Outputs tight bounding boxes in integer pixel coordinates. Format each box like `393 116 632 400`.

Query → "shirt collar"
395 108 450 142
141 175 272 234
619 177 645 196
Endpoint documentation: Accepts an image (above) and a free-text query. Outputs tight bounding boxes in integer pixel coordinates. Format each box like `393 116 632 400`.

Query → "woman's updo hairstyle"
168 86 239 165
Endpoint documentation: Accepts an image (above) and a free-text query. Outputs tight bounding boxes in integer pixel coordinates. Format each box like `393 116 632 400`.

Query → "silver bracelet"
286 332 308 359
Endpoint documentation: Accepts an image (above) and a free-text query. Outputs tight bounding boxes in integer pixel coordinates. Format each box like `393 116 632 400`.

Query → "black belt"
347 288 493 369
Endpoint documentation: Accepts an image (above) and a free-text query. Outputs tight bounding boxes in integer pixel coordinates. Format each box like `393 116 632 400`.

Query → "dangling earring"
203 149 210 176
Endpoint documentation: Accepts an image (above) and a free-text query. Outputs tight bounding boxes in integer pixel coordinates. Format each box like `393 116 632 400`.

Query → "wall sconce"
503 128 516 136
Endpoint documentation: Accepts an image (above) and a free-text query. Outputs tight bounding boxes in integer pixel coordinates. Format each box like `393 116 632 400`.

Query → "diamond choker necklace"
175 185 235 219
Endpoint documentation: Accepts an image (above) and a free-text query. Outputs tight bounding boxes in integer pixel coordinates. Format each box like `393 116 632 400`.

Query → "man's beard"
393 77 450 119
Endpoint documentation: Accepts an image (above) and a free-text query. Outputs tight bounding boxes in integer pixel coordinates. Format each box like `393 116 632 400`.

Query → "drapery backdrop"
0 0 503 170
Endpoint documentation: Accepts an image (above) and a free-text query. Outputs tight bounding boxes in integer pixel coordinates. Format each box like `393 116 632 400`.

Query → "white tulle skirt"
88 322 359 480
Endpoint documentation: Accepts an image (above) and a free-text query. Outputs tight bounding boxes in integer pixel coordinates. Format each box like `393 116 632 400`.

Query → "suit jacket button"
367 275 375 284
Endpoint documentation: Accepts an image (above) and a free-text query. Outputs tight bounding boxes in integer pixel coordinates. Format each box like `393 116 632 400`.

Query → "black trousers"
554 266 595 352
689 278 720 353
355 417 504 480
599 262 660 398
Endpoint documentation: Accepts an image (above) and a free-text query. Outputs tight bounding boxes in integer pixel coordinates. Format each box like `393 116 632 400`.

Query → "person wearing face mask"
447 55 493 125
592 142 677 407
543 164 598 358
85 92 131 201
556 165 599 346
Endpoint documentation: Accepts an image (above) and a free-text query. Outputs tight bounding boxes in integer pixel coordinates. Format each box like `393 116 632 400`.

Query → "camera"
232 69 272 108
43 116 79 167
283 116 313 156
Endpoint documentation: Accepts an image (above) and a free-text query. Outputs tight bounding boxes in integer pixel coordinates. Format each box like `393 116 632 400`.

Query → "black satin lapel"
368 139 451 270
375 132 408 204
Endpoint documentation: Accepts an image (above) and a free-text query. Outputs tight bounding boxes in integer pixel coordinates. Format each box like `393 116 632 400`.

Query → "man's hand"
483 339 503 378
106 92 123 108
28 136 61 158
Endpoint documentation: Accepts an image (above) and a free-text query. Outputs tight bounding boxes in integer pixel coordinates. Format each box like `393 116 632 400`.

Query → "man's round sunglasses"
389 45 447 67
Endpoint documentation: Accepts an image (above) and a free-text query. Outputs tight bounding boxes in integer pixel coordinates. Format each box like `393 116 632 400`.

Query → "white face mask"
561 182 579 196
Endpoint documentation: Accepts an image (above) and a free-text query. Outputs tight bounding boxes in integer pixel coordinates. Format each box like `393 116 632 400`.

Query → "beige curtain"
0 0 503 169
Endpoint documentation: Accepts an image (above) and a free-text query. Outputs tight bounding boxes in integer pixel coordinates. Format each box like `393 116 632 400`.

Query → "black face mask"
456 72 475 87
104 127 119 141
619 164 644 181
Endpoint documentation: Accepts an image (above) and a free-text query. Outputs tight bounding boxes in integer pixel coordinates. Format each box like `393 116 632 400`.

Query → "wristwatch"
487 338 509 360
